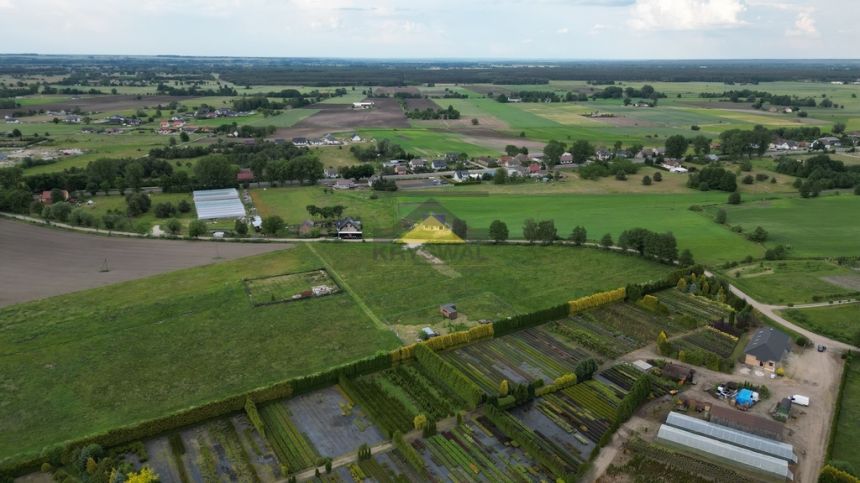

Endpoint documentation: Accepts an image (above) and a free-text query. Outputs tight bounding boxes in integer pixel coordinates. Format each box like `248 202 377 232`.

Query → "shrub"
188 220 208 238
177 199 191 213
153 202 176 218
164 218 182 236
653 171 662 182
796 335 810 347
727 191 741 204
125 192 151 216
715 208 727 224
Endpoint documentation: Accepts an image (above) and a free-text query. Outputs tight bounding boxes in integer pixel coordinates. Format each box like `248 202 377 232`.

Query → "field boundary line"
306 243 388 332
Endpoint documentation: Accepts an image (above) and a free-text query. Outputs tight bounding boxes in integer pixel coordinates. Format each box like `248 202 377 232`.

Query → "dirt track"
0 219 291 307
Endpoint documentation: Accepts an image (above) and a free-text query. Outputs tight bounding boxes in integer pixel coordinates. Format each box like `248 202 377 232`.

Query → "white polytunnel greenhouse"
666 412 797 462
193 188 246 220
656 424 794 481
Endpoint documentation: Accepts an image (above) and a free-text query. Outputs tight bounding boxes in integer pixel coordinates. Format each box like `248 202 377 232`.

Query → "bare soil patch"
274 98 408 138
403 98 436 110
0 95 182 117
0 218 291 307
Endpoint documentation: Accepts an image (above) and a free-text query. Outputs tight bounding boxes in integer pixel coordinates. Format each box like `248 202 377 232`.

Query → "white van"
791 395 810 407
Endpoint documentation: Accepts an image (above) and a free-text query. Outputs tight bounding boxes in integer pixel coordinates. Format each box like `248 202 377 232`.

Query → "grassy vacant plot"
831 357 860 473
244 269 340 306
0 244 401 466
357 127 495 158
713 195 860 259
717 260 860 305
80 192 196 231
312 243 672 329
780 304 860 345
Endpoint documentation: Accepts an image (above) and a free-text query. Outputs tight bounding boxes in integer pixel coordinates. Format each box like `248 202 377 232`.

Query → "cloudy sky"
0 0 854 59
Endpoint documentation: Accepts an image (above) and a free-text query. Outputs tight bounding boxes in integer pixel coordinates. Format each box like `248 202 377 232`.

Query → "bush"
69 208 96 227
641 175 652 185
742 175 754 185
261 216 285 235
715 208 727 224
153 202 176 218
44 201 72 222
653 171 662 182
728 191 741 204
125 192 151 216
188 219 207 238
747 226 768 243
177 199 192 213
164 218 182 236
796 335 810 347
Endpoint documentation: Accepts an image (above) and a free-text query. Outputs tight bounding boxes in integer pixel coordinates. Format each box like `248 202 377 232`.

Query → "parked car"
817 344 827 352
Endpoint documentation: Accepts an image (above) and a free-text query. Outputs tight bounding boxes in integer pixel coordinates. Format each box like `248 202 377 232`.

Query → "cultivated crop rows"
258 402 319 473
658 289 731 322
677 328 739 359
442 328 590 394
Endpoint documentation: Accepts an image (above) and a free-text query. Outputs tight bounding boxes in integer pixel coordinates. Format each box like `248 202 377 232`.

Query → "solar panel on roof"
657 425 793 480
666 412 796 462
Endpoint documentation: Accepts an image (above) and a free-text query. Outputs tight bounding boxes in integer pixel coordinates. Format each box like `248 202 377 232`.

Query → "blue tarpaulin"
736 388 755 407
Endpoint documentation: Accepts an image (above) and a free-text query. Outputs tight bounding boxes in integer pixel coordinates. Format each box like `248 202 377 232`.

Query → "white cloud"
557 27 570 34
628 0 747 30
786 11 818 37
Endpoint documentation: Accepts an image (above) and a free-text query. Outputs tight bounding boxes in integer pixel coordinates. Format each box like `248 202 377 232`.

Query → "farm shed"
193 189 246 220
665 412 797 462
710 404 784 441
632 360 653 372
744 327 790 372
440 303 458 319
656 425 794 480
660 363 695 384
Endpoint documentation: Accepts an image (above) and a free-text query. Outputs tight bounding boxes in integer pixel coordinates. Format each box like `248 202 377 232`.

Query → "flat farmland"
312 243 673 328
710 195 860 259
0 218 289 306
716 260 860 305
358 127 496 158
396 191 765 264
780 304 860 345
275 98 409 139
0 243 402 467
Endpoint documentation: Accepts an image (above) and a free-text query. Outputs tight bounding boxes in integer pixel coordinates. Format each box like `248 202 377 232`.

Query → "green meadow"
716 260 860 305
781 304 860 345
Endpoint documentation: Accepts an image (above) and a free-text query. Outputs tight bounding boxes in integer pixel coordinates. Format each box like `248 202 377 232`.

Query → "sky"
0 0 856 59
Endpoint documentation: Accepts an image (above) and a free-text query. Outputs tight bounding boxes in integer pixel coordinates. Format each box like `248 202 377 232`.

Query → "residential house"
291 137 309 147
409 158 427 170
817 136 842 149
40 189 69 204
351 133 362 142
335 217 362 239
514 153 530 165
453 170 481 182
322 133 340 145
595 149 612 161
498 155 515 167
744 327 790 372
431 160 448 171
660 159 688 173
324 168 339 179
506 166 525 177
299 220 316 236
333 179 356 190
559 152 573 164
236 168 254 183
528 162 542 176
440 303 458 319
395 165 408 175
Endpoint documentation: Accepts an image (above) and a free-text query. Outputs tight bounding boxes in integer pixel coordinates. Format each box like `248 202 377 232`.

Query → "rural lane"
706 270 859 352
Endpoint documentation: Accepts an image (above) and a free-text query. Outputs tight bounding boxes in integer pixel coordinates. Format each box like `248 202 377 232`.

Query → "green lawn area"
831 357 860 474
716 260 860 305
312 243 672 328
710 195 860 259
780 304 860 345
0 244 402 467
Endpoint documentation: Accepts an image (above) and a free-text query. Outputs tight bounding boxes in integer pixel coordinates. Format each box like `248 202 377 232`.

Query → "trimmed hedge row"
413 344 484 409
492 303 570 337
826 352 855 463
626 264 705 301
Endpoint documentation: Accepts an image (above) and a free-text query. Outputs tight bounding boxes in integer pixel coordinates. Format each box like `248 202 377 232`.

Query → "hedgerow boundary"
0 266 702 476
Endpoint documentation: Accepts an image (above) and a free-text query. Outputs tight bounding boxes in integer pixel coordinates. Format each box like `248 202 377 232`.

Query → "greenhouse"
193 188 246 220
657 424 794 480
666 412 797 462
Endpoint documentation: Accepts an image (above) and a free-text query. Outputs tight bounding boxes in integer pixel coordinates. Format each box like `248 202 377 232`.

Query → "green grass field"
357 128 496 158
716 260 860 305
250 186 765 264
710 195 860 259
831 356 860 474
780 304 860 345
312 243 672 328
0 244 401 467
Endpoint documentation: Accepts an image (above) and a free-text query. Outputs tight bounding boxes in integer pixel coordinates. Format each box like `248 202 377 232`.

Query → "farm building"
40 189 69 204
665 412 797 462
335 218 362 239
709 404 784 441
440 303 458 319
352 101 374 109
193 189 246 220
660 363 695 384
236 168 254 183
656 425 794 480
744 327 790 372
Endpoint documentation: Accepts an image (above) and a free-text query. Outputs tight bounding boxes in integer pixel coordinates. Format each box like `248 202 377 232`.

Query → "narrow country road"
706 270 858 352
